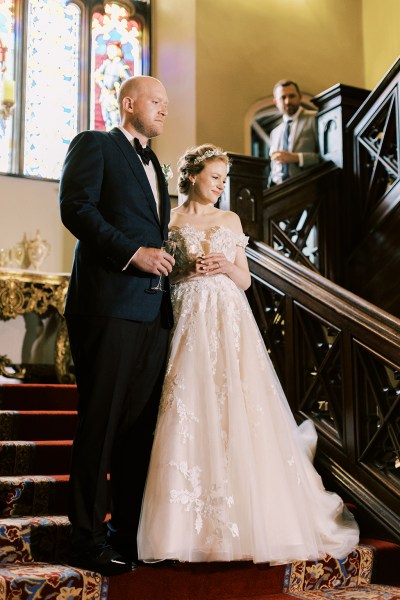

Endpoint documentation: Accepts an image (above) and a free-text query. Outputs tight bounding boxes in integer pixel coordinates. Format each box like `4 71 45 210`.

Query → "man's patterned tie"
281 119 292 181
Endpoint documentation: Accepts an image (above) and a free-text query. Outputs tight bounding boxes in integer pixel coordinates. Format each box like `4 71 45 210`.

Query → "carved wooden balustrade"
344 57 400 317
246 240 400 542
262 161 342 282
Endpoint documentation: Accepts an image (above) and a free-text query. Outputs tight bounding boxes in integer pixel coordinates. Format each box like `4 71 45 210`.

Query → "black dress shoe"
68 542 138 576
106 531 139 563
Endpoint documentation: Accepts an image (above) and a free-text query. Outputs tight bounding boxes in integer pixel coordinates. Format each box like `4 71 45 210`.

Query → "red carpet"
108 561 287 600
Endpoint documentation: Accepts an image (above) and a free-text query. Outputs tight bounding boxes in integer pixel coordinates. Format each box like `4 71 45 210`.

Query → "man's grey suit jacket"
269 107 320 183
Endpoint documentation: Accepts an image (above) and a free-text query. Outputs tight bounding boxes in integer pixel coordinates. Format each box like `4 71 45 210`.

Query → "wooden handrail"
262 161 338 204
248 240 400 347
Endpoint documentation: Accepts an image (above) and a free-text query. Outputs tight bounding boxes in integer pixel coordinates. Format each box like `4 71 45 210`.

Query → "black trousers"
66 312 170 551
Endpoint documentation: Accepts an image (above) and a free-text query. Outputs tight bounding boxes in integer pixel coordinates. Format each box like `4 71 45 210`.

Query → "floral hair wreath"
193 149 228 165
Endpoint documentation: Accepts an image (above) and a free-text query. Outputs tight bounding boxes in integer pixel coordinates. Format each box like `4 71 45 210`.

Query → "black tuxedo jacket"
59 127 172 324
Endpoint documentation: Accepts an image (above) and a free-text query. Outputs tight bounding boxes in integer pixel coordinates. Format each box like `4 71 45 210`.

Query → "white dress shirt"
118 126 161 218
118 126 162 270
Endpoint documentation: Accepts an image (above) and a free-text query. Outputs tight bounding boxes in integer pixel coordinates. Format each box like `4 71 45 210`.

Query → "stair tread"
0 384 78 411
2 410 76 414
0 514 69 524
0 560 94 575
107 561 287 599
0 410 77 441
0 440 72 446
0 474 70 517
0 474 69 481
0 561 108 599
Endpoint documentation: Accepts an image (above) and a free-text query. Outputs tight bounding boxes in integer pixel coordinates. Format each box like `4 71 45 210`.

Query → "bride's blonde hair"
177 144 230 195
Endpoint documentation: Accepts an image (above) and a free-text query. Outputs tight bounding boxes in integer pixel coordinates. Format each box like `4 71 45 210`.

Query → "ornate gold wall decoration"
0 269 74 383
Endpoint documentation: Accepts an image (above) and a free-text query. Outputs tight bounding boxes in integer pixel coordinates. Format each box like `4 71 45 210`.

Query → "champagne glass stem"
146 239 176 293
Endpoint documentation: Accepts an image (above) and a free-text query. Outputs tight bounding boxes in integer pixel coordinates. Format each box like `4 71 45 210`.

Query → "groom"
59 76 174 575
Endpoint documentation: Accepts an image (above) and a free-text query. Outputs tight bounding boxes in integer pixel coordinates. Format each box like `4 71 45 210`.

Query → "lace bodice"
169 224 249 274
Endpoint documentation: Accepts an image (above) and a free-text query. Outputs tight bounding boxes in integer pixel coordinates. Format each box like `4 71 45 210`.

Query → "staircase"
0 383 399 600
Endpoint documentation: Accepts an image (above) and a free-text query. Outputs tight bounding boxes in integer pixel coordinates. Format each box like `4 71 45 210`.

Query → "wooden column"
312 83 370 168
219 153 267 239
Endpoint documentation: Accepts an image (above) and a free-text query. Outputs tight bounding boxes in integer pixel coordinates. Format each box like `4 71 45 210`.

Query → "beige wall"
151 0 196 194
362 0 400 90
196 0 365 153
0 174 69 273
0 0 398 273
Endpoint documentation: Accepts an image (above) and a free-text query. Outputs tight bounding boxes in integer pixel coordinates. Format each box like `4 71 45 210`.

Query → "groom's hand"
129 247 175 276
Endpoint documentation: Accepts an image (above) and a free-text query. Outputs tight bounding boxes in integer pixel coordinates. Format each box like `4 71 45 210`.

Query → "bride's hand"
195 256 208 275
199 252 231 276
172 258 205 282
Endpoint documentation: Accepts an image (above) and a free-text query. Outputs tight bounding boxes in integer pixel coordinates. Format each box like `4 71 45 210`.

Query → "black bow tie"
133 138 152 165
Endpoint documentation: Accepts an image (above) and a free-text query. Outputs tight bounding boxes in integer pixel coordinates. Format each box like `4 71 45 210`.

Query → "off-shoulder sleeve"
236 233 249 248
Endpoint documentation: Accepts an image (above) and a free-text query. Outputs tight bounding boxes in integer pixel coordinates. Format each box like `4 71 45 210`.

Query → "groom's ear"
122 96 135 113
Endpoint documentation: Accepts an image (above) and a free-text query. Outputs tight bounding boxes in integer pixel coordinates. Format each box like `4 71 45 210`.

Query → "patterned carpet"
285 584 400 600
0 562 108 599
283 546 375 592
283 546 400 600
0 515 70 564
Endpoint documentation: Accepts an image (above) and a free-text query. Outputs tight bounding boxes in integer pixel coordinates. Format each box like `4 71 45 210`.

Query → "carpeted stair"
0 383 399 600
0 384 108 599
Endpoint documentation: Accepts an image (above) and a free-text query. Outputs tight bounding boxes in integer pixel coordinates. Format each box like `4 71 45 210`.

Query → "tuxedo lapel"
149 149 170 235
108 128 160 225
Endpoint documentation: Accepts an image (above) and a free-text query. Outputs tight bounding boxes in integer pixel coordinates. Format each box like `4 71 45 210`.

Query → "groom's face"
131 80 169 139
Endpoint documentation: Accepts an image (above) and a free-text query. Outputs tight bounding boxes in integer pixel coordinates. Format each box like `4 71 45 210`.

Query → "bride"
137 143 359 564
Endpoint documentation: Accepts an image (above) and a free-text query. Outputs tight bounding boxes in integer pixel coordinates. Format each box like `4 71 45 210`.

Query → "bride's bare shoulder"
169 206 186 227
219 210 244 234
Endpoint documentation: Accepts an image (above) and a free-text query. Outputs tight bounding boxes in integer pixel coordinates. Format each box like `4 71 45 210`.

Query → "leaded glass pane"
24 0 80 180
0 0 15 174
91 2 143 130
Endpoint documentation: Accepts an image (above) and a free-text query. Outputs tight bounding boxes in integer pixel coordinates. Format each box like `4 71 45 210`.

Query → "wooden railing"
262 161 343 282
344 57 400 317
246 241 400 542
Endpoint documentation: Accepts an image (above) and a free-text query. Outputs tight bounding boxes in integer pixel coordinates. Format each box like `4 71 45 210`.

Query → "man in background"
269 79 320 185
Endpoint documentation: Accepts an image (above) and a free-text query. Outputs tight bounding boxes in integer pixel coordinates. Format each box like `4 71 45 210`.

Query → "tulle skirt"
137 274 359 563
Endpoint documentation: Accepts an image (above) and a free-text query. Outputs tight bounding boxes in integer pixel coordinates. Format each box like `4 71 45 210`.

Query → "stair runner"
0 383 399 600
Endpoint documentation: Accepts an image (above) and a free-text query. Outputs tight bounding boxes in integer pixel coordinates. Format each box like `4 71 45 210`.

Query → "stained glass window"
91 2 143 131
0 0 150 181
24 0 81 179
0 0 15 174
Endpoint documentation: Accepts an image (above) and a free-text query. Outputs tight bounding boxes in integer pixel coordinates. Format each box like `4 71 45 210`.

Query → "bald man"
60 76 174 575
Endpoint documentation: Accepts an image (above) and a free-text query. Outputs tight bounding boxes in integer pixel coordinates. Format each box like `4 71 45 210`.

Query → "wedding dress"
137 224 359 564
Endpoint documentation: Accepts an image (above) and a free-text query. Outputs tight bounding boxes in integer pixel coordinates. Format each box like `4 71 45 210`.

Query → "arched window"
0 0 150 181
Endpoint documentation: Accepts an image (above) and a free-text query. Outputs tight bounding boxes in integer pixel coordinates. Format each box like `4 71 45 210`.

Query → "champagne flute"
147 239 176 293
200 239 211 257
